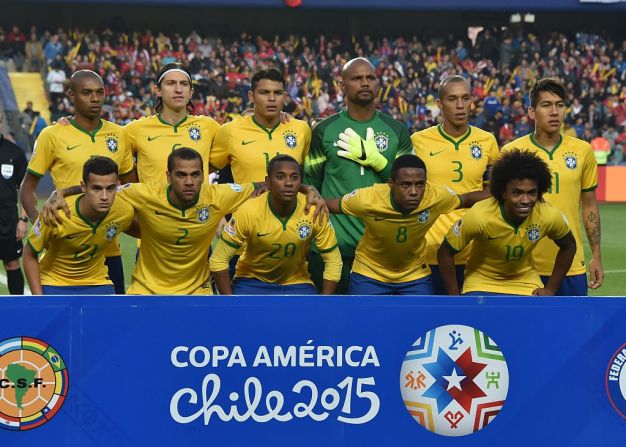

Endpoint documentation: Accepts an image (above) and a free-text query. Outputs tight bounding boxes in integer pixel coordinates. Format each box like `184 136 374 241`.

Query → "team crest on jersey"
105 135 119 153
297 220 312 240
418 209 430 224
284 131 297 149
197 206 210 223
452 219 463 236
563 152 578 170
526 224 541 242
375 132 389 152
104 222 119 241
188 125 202 142
469 141 483 160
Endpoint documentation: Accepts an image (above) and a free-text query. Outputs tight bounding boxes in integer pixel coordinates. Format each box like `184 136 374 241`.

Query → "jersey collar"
157 114 188 132
437 124 471 151
529 132 563 160
69 118 103 143
341 109 378 124
251 115 280 140
268 195 297 230
498 202 526 234
166 185 199 216
75 195 109 233
389 189 416 216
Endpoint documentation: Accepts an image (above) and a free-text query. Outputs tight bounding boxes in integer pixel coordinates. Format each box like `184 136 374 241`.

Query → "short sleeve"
580 144 598 192
27 128 54 177
26 218 53 254
484 136 500 183
117 131 135 176
123 122 137 156
211 183 255 215
209 124 231 170
115 182 146 209
432 184 461 214
339 187 370 218
443 208 482 254
219 207 250 249
314 213 338 254
301 124 312 160
544 205 572 241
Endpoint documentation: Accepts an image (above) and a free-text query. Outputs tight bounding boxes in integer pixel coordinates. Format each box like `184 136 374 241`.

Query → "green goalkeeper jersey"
304 110 414 256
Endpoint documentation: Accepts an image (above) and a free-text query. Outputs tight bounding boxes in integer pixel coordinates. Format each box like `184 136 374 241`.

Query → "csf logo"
0 337 69 431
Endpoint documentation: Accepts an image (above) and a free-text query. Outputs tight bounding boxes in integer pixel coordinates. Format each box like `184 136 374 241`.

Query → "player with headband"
125 62 221 182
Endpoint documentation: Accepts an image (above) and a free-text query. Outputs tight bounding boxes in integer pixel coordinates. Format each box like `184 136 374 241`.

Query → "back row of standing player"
18 57 604 295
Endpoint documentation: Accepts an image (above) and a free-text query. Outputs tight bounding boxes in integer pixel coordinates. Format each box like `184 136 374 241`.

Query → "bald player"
304 57 414 293
19 69 137 294
411 75 499 294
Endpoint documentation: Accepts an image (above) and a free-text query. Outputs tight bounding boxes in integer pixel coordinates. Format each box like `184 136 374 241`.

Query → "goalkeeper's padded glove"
336 127 388 172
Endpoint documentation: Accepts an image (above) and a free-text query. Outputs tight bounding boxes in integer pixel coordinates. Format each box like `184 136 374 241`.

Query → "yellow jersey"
125 114 220 182
26 195 134 286
502 133 597 276
219 194 337 285
444 198 571 295
28 118 134 257
411 124 499 265
210 115 311 183
117 181 254 295
340 183 460 283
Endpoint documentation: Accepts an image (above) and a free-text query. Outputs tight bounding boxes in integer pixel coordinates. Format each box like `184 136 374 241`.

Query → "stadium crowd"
1 24 626 164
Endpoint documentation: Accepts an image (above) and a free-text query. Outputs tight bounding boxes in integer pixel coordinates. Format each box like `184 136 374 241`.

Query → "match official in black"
0 112 28 294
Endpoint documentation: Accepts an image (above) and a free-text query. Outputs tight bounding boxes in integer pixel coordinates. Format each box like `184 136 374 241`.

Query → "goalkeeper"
304 57 414 294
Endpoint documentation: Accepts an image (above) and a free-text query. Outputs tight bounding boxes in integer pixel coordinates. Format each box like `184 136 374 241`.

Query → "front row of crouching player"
25 148 575 296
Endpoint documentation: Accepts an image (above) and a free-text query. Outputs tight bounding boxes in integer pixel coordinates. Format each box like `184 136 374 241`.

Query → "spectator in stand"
46 62 66 104
43 34 63 65
591 130 611 166
1 25 624 143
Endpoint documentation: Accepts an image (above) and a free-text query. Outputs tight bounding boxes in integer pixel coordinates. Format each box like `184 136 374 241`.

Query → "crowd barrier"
0 295 624 446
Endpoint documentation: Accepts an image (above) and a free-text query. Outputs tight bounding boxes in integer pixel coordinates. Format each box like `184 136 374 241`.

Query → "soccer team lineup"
9 60 606 296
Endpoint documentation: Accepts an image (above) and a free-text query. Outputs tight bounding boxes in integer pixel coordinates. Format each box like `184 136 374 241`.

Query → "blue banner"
0 296 625 446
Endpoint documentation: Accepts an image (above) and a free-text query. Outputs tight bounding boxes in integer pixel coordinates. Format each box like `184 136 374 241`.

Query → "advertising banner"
0 296 625 446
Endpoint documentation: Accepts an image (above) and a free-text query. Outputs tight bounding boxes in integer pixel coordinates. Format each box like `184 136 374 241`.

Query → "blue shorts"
430 265 465 295
42 285 115 295
105 255 125 295
348 272 434 295
540 274 587 296
233 277 317 295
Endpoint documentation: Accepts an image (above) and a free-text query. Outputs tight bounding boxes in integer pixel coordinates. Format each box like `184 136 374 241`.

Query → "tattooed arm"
581 190 604 289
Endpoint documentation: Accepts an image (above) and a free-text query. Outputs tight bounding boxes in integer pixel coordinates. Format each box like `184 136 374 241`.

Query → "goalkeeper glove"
336 127 388 172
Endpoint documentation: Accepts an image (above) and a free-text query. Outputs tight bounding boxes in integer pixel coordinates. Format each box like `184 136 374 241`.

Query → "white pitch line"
605 269 626 274
0 272 31 295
